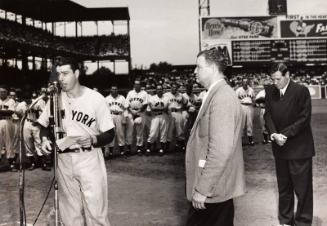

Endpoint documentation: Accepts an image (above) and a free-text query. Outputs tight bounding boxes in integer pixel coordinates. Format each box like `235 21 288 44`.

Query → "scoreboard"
232 39 327 64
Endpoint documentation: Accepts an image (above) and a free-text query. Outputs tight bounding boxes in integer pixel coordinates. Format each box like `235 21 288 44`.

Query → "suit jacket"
185 80 246 203
264 81 315 159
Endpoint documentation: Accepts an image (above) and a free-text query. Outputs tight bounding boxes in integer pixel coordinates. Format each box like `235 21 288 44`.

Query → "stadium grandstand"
0 0 131 89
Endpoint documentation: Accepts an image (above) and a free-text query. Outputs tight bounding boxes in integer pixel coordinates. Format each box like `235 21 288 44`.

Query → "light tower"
198 0 210 50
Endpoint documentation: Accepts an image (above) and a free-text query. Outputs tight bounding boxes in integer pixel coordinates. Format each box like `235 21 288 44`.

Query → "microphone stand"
48 82 65 226
19 94 46 226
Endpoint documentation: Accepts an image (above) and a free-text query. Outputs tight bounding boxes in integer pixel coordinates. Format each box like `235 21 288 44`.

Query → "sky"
73 0 327 68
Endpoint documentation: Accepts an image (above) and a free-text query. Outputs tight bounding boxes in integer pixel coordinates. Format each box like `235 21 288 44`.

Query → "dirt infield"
0 99 326 226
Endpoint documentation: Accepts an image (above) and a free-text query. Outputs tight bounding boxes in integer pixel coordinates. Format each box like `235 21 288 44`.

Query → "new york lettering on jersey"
71 110 95 127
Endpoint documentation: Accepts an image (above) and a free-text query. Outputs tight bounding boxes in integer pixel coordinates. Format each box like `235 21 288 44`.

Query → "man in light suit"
185 48 246 226
264 63 314 226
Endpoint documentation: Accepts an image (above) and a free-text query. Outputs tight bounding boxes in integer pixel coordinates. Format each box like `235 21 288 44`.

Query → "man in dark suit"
264 62 315 226
185 48 245 226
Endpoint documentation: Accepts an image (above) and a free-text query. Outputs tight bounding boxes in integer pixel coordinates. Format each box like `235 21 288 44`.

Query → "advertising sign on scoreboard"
201 40 232 66
201 16 278 40
281 17 327 38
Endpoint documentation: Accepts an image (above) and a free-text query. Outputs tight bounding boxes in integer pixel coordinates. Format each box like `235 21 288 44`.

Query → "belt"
59 146 92 154
111 112 123 115
0 116 12 120
170 109 182 112
26 118 36 122
153 111 163 115
241 103 253 106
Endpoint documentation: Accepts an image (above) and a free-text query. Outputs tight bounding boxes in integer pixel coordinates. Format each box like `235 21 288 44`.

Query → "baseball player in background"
15 90 50 170
182 83 200 140
255 80 272 144
105 85 127 157
0 85 17 171
164 83 187 151
236 79 256 145
125 80 148 155
37 57 115 226
146 84 169 156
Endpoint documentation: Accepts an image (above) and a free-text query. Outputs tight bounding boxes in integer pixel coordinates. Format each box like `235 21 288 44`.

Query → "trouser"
57 149 111 226
275 158 313 226
241 105 254 137
23 120 42 156
259 108 268 134
108 114 125 147
167 111 185 142
186 199 234 226
0 119 17 159
147 113 168 143
125 112 145 147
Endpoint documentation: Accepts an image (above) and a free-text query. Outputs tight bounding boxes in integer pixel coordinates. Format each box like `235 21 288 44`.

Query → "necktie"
280 91 284 98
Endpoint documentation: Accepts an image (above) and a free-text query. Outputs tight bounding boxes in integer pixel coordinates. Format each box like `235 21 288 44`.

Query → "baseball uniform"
235 86 255 140
125 89 148 150
105 94 126 148
182 92 199 132
38 86 114 226
164 91 187 143
147 94 169 145
0 97 16 159
255 89 270 143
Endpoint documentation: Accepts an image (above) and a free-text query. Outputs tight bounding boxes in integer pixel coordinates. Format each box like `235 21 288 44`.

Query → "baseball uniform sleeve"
96 97 114 133
37 101 51 128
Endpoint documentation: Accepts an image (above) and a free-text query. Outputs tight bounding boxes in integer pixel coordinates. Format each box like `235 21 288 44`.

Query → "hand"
76 136 92 148
272 133 287 146
41 137 52 155
192 191 207 210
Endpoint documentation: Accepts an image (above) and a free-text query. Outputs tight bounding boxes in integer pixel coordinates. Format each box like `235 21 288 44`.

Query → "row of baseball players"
104 77 270 158
104 80 207 157
0 85 50 171
0 77 267 169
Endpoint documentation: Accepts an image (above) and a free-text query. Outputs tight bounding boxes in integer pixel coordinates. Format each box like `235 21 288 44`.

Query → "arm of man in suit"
263 88 287 146
194 93 238 199
280 86 312 138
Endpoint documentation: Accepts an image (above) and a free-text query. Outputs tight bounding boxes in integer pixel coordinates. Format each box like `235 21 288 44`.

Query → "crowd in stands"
132 67 327 95
0 18 129 58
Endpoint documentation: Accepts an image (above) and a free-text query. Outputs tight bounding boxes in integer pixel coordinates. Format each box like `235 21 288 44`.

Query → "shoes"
145 149 151 156
42 164 51 171
10 164 18 172
28 163 36 171
158 149 164 156
136 149 142 155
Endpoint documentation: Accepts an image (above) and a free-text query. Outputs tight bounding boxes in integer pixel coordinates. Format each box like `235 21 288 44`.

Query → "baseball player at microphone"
37 57 115 226
236 79 256 145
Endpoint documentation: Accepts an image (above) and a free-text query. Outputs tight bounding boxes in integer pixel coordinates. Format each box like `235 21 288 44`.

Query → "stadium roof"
0 0 130 22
